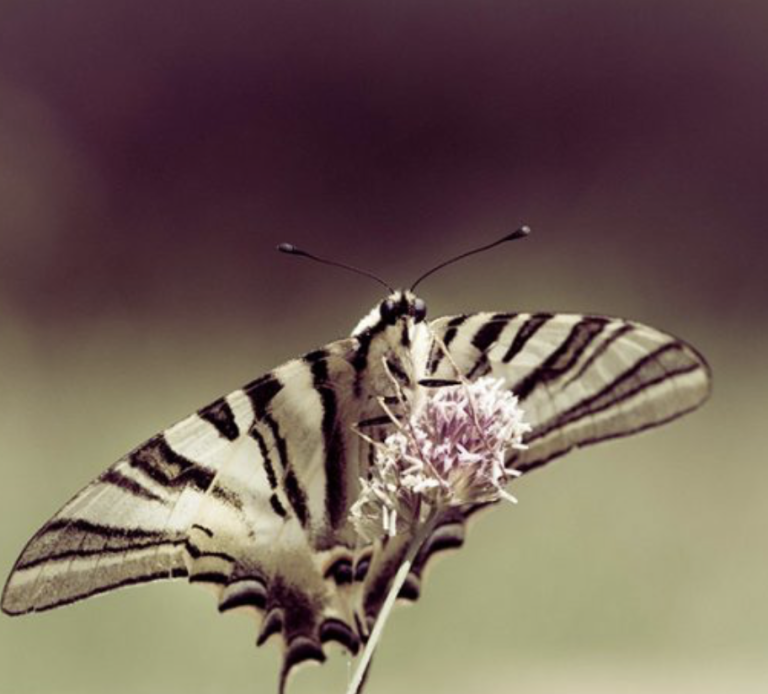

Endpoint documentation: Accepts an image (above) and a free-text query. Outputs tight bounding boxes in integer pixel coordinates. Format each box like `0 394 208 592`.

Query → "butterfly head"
349 290 431 397
352 290 427 337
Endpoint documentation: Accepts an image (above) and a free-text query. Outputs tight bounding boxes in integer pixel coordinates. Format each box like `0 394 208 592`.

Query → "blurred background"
1 1 766 692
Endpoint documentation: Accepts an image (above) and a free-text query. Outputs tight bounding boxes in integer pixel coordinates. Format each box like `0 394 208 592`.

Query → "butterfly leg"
355 415 393 429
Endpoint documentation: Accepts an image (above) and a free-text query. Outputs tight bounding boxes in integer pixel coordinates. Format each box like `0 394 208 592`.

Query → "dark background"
1 2 766 693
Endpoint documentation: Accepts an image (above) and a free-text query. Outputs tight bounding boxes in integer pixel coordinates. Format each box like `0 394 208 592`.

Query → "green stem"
345 512 439 694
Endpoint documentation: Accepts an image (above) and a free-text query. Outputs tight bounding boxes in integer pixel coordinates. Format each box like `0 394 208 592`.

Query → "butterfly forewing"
427 311 711 471
0 434 211 615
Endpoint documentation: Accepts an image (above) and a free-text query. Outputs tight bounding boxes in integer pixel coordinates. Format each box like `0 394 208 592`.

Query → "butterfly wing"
2 306 712 690
0 424 224 615
426 312 711 471
2 338 370 689
359 311 711 621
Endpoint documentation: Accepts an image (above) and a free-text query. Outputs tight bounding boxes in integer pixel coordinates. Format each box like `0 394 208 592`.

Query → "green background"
1 2 766 692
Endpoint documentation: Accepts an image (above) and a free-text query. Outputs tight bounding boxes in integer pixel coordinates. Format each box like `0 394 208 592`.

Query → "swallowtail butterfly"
2 229 711 692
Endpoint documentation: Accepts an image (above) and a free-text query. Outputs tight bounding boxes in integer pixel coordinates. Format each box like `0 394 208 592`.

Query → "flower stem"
345 512 439 694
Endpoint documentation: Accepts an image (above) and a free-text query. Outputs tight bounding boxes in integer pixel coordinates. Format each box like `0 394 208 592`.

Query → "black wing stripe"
428 315 468 375
244 373 283 418
219 579 269 613
527 342 703 445
513 316 609 400
351 334 373 399
211 485 244 511
563 322 634 388
99 468 166 503
320 617 360 654
184 541 237 565
270 494 288 518
250 428 278 490
260 411 309 526
199 397 240 441
306 350 347 531
471 313 515 352
15 539 185 572
251 426 290 519
41 518 171 542
190 524 214 537
501 312 553 364
188 571 229 585
351 319 389 398
245 372 309 525
466 313 514 379
281 464 309 526
129 436 215 492
262 410 309 526
414 509 467 573
8 568 189 615
517 399 705 474
14 520 171 571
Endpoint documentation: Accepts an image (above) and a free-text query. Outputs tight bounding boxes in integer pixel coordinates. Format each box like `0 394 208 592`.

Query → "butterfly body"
2 289 711 691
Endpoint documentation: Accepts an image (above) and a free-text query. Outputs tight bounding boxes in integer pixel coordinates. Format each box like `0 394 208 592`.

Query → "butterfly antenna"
277 243 394 292
410 225 531 291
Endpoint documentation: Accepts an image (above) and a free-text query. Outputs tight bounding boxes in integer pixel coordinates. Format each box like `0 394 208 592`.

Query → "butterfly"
1 229 711 693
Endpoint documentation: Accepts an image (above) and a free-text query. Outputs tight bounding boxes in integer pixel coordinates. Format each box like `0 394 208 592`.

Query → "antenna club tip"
500 225 532 242
518 224 532 236
277 242 297 254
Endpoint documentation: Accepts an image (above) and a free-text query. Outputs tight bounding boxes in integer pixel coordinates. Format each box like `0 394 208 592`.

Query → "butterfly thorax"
349 290 430 408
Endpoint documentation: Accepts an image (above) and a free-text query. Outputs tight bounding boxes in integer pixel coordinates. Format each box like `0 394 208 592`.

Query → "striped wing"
332 311 712 631
370 311 713 611
0 424 228 615
2 339 370 689
427 312 711 471
1 305 712 692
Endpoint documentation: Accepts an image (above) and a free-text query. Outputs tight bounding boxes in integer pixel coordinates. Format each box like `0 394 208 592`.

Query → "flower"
351 376 532 541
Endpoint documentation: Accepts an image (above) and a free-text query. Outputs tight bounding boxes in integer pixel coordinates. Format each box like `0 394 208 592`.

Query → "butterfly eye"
354 555 371 582
380 299 398 324
324 557 354 585
412 298 427 323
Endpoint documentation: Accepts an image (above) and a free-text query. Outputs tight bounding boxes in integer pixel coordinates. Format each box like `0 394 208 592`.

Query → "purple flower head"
351 377 531 541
